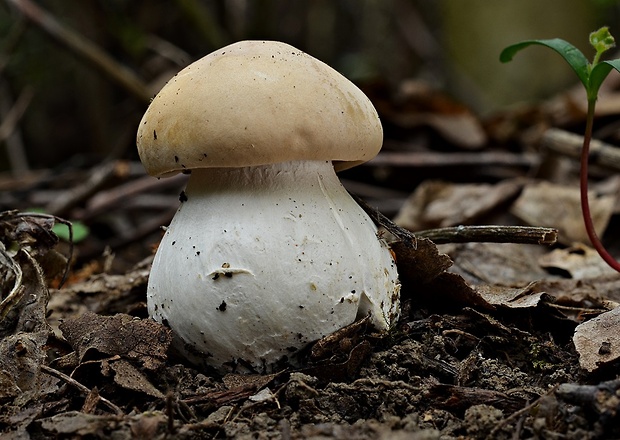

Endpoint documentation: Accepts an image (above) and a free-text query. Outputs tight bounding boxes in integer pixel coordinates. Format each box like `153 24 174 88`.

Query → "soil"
1 215 619 439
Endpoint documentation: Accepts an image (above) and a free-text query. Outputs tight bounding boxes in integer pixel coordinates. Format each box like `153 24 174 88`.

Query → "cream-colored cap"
136 40 383 177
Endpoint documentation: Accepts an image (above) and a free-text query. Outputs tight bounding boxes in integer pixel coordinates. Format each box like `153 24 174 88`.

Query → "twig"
5 0 152 103
415 225 558 245
353 193 557 247
351 192 416 248
40 364 124 415
0 16 27 76
541 127 620 171
486 385 559 440
0 84 34 174
0 86 33 144
46 161 131 217
367 150 538 169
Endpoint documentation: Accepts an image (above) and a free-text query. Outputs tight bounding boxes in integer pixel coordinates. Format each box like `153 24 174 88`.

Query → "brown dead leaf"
387 79 487 149
39 411 119 436
447 242 550 286
310 315 371 361
303 341 372 383
394 180 522 231
109 359 165 398
531 276 620 306
297 316 375 382
0 251 56 406
573 307 620 373
391 238 453 286
47 266 150 339
81 387 100 414
222 372 276 391
418 272 495 311
59 311 171 371
511 181 616 245
474 283 552 309
538 243 619 280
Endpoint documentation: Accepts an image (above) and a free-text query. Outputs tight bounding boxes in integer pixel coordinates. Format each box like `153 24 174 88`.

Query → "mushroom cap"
137 40 383 177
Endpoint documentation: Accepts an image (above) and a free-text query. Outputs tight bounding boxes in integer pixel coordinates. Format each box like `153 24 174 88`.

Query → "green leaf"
588 59 620 100
500 38 590 88
53 222 89 243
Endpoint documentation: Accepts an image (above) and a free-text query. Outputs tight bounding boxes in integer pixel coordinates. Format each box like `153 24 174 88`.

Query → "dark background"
0 0 618 173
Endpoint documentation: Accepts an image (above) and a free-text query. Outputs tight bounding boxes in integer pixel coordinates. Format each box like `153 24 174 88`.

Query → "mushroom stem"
147 160 400 372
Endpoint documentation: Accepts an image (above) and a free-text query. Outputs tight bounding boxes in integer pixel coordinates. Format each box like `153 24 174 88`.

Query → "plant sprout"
501 27 620 272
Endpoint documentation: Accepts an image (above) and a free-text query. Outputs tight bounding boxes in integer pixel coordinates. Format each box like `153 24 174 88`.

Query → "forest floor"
2 80 620 439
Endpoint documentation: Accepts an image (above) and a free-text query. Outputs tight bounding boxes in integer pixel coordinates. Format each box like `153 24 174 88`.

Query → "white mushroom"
137 40 400 373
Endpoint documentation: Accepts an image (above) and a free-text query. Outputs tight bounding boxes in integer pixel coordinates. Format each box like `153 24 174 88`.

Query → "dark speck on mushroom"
217 300 227 311
174 155 179 163
179 191 188 202
153 130 157 140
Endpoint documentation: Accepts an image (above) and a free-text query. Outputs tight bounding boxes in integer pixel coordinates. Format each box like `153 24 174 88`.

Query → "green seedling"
501 27 620 272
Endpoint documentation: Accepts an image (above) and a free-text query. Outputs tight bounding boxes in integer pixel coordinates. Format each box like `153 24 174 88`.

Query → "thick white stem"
147 160 400 372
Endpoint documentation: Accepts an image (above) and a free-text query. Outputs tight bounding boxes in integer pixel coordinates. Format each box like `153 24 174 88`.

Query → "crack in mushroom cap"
136 40 383 176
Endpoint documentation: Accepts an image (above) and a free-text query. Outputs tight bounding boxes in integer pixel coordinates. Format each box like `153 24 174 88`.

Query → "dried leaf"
0 251 53 406
110 359 164 398
531 276 620 305
538 243 619 279
418 272 495 311
222 373 276 391
81 387 100 414
511 181 616 244
394 180 522 231
0 211 58 251
248 387 275 403
387 79 487 149
303 341 372 382
391 238 453 285
475 283 553 309
59 311 171 370
448 243 550 286
310 315 370 361
573 307 620 373
39 411 117 436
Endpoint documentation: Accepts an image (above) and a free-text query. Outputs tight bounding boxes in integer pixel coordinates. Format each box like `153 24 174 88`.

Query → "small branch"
5 0 152 104
353 193 557 247
415 225 558 245
486 385 559 440
367 150 538 169
45 161 131 217
541 127 620 172
0 86 34 171
40 364 124 415
351 193 416 248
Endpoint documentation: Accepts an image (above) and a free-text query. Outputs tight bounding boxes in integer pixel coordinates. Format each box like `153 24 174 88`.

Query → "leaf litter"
3 84 620 439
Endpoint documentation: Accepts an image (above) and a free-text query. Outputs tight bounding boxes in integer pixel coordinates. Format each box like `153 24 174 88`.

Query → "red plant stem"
580 99 620 271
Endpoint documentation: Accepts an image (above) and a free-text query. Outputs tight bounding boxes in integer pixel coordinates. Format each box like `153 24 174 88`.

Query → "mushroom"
137 40 400 373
